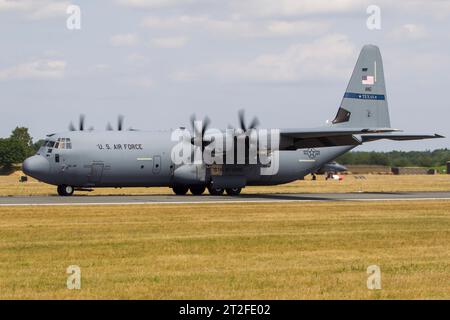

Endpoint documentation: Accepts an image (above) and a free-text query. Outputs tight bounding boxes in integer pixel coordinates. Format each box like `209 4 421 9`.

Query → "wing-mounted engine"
173 163 206 185
172 110 279 188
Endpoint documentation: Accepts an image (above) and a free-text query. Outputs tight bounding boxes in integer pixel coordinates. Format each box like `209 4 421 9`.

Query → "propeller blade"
202 116 211 136
118 115 124 131
69 122 76 131
189 114 197 134
238 109 246 132
79 114 85 131
248 117 260 130
106 122 113 131
190 114 204 138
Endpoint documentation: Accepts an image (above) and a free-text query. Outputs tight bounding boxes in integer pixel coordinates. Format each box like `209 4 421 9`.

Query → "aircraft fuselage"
23 130 353 189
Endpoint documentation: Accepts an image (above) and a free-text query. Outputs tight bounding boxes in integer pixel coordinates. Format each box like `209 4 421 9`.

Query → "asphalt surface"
1 191 450 206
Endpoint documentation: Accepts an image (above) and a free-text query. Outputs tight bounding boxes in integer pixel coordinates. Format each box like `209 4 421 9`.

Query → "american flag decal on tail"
362 75 375 85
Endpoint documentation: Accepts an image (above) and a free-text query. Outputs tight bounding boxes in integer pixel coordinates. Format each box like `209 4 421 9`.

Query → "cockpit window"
54 138 72 149
43 140 56 148
43 138 72 150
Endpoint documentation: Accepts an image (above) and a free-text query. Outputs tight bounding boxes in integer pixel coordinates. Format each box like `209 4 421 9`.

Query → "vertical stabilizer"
332 45 391 128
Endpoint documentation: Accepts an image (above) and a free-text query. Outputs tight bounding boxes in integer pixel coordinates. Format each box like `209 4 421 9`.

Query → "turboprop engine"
173 164 206 185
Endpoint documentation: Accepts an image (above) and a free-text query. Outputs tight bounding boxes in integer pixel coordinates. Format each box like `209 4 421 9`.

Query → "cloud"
0 59 66 80
116 0 196 9
174 34 356 83
127 53 148 65
388 24 429 41
170 70 198 82
151 36 188 48
264 20 331 36
123 76 154 88
0 0 71 20
233 0 366 17
385 0 450 20
110 33 140 47
142 15 331 37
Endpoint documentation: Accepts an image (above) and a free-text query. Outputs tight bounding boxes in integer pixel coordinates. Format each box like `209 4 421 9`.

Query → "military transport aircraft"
22 45 443 196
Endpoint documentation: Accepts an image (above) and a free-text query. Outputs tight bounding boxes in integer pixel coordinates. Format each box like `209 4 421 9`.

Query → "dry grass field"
0 201 449 299
1 171 449 196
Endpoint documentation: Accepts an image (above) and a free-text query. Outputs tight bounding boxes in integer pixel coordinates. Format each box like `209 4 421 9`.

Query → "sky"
0 0 449 151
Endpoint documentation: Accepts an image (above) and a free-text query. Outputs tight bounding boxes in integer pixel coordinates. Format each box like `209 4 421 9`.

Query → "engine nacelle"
173 164 206 185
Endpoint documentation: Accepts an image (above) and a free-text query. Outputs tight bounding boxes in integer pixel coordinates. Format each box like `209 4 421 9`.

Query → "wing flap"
280 127 397 139
279 127 397 149
361 133 444 143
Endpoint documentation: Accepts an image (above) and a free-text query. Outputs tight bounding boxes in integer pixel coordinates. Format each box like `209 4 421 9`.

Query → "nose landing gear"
57 185 74 196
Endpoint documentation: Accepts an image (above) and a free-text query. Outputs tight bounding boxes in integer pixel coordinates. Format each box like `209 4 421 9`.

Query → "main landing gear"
208 186 225 196
57 185 74 196
171 185 242 196
172 185 189 195
225 187 242 196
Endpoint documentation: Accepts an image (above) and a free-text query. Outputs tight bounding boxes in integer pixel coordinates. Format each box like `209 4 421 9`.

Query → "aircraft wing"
279 127 399 149
360 133 444 143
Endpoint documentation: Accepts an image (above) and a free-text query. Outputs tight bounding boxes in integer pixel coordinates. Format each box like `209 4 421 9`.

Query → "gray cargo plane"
22 45 443 196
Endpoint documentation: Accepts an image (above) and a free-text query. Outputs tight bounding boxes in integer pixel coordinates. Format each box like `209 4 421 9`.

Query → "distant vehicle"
316 162 348 175
23 45 443 196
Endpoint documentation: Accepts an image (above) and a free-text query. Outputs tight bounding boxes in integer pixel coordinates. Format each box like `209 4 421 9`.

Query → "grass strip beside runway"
0 200 449 299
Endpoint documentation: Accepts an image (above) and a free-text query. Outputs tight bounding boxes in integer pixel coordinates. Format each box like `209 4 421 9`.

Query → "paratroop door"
89 163 104 183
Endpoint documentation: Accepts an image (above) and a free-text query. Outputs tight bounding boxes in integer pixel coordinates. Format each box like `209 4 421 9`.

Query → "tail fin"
332 44 391 128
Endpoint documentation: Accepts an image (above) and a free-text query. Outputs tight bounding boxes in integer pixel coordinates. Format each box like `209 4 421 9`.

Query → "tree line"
0 127 43 169
336 149 450 168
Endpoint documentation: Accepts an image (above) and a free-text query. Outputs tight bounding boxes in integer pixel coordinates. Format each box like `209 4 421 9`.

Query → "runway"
1 191 450 206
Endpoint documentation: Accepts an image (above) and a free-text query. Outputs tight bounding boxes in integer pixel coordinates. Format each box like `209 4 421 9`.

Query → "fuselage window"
55 154 60 163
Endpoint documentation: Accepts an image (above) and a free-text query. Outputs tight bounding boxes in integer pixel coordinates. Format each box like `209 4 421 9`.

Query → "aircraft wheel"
208 186 224 196
190 185 206 195
57 185 74 196
225 187 242 196
172 185 189 195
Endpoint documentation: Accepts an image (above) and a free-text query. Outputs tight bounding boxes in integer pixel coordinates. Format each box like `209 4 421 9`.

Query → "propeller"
227 109 260 134
238 109 259 132
190 114 211 138
107 115 125 131
69 114 86 131
188 114 212 152
118 115 124 131
229 110 262 164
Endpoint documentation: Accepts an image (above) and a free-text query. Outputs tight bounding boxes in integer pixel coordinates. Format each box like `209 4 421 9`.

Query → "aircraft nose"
22 155 50 179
